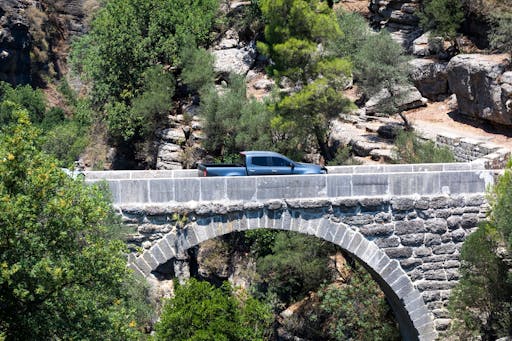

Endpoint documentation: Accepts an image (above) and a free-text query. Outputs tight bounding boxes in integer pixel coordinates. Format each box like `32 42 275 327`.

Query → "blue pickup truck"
198 151 327 177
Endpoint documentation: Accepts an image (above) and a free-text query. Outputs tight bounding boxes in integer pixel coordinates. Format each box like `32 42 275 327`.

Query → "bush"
155 278 273 340
41 121 89 167
392 130 455 164
0 81 46 123
419 0 464 40
490 11 512 55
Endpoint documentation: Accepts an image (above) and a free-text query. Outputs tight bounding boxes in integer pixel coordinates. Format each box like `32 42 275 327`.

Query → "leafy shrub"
392 130 455 164
41 121 89 167
180 47 215 93
155 278 273 340
490 11 512 55
419 0 464 40
0 81 46 123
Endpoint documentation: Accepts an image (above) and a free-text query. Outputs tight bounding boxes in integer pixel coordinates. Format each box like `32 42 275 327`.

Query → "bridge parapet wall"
87 163 493 205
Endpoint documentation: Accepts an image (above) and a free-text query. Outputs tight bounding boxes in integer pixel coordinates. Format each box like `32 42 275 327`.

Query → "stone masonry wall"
119 193 489 337
435 133 511 169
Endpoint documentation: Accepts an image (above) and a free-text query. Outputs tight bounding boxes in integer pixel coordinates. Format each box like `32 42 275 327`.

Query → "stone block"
391 196 415 211
174 178 200 202
414 247 432 257
385 247 413 259
200 177 227 201
226 177 256 200
326 175 352 197
400 258 422 269
134 257 152 275
389 173 417 196
395 220 426 235
425 234 442 246
446 216 461 229
413 164 443 172
142 252 159 270
256 175 326 200
352 174 389 196
149 179 175 203
439 171 486 194
432 243 456 255
360 223 394 237
423 270 447 280
401 233 425 246
151 245 167 265
118 179 149 204
375 236 401 248
425 218 448 234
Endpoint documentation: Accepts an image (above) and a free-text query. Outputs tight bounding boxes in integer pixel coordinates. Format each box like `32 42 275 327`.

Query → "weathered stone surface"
447 54 512 126
365 85 427 114
425 218 448 234
385 247 413 259
360 223 394 237
395 220 426 235
401 233 425 246
212 42 256 76
409 58 449 100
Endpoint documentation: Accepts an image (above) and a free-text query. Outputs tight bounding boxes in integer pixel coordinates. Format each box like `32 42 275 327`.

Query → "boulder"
212 42 256 76
409 58 449 100
365 85 427 115
447 54 512 125
156 143 183 170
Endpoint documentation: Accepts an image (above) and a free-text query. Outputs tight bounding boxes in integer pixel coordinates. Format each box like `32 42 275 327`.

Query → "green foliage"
106 65 174 140
353 31 410 99
0 107 150 339
72 0 219 104
201 75 274 157
41 121 89 167
327 144 362 166
181 47 216 93
155 278 273 340
318 263 400 341
419 0 464 40
0 81 46 124
392 130 455 164
256 232 337 304
327 10 370 60
449 161 512 339
490 11 512 55
259 0 341 81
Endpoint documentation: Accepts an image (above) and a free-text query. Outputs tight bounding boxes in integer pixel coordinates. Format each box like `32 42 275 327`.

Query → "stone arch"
129 209 437 341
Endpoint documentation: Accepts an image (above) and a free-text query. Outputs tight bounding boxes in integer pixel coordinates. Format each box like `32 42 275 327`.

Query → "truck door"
271 156 294 175
249 156 273 175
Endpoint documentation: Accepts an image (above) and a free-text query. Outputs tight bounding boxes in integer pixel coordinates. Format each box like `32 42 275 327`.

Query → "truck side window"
252 156 269 166
271 157 288 167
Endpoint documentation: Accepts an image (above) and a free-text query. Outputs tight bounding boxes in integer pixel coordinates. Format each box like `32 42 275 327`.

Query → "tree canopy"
0 104 150 339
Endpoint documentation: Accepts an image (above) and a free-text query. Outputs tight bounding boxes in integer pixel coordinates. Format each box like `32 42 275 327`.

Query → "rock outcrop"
0 1 31 85
447 54 512 126
0 0 89 86
369 0 422 49
409 58 449 100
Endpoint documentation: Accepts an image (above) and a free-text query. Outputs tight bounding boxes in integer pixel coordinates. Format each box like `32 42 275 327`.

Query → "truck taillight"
203 169 207 177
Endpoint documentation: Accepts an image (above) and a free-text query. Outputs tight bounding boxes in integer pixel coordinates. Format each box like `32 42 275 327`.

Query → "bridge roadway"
86 162 497 341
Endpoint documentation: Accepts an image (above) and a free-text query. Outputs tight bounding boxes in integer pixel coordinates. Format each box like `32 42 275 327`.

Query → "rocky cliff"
0 0 89 86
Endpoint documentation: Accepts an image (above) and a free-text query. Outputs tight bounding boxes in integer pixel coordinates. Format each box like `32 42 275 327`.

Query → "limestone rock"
409 58 449 100
365 85 427 115
447 54 512 126
157 143 183 170
212 42 256 76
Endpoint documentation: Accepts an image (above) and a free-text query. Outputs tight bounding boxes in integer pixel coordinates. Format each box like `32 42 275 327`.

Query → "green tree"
257 0 354 160
0 105 151 339
155 278 273 340
0 81 46 124
419 0 464 41
200 75 274 158
449 162 512 339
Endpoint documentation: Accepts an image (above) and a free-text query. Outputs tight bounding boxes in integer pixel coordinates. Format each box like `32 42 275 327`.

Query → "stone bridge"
86 162 497 341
